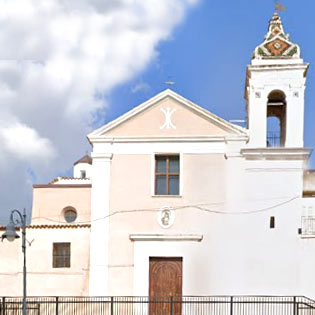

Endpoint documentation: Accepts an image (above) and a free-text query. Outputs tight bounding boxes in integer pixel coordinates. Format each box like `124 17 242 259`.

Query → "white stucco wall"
130 157 309 296
86 78 314 298
0 184 91 297
89 133 313 297
0 227 90 296
74 162 92 178
246 59 308 148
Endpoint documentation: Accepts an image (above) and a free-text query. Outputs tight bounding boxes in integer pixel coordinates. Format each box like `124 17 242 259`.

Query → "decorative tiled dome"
253 12 300 59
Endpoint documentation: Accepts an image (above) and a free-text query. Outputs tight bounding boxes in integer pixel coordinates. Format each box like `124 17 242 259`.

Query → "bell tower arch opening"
245 12 308 148
267 90 286 147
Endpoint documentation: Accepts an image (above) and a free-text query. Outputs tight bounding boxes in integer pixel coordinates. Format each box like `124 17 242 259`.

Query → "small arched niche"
267 90 286 147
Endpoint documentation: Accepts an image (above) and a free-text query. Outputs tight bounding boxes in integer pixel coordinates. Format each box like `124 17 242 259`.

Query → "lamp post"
1 209 27 315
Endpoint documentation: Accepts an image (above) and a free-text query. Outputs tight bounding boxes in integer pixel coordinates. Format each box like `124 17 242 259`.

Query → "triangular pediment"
88 89 247 141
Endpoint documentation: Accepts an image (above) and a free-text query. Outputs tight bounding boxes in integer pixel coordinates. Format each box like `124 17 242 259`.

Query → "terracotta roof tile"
74 154 92 166
33 183 91 188
28 224 91 229
48 177 91 184
1 224 90 230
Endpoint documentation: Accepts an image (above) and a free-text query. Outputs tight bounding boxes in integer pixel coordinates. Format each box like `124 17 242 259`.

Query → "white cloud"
0 0 199 222
131 82 151 94
0 123 56 162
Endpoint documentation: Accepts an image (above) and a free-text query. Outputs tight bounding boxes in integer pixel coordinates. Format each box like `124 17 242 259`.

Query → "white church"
1 12 315 310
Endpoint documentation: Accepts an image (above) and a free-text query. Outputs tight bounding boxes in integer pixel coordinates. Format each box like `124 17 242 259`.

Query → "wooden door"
149 257 182 315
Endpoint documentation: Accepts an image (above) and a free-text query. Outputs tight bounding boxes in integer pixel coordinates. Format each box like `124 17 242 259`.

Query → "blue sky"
105 0 315 167
0 0 314 222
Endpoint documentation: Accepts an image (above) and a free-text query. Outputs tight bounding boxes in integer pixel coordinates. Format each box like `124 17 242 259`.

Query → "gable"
105 97 230 137
89 90 247 140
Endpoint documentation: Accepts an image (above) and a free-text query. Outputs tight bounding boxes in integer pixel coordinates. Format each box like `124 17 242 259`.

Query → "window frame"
62 206 77 223
154 154 180 196
53 242 71 268
64 208 77 223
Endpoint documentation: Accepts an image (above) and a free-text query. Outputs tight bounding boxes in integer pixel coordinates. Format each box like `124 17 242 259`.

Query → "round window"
64 209 77 223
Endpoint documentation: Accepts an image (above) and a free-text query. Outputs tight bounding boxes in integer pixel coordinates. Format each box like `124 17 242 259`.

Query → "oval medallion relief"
157 207 175 229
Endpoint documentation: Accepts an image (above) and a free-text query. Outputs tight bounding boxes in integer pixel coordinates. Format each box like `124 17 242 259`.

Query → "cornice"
90 152 113 159
241 147 312 160
89 135 249 144
33 184 92 188
247 63 309 73
129 234 203 242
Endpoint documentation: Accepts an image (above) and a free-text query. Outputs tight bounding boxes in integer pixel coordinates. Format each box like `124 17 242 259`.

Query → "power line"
30 196 299 225
193 196 298 215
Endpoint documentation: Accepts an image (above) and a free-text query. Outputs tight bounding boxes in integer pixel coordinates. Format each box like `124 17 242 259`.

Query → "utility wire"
30 196 300 225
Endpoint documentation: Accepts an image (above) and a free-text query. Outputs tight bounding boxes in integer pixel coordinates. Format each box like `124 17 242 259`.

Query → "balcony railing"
301 216 315 235
1 296 315 315
267 131 281 147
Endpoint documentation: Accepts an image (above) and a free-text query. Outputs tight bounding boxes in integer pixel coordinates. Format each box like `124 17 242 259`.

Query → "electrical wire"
30 196 300 224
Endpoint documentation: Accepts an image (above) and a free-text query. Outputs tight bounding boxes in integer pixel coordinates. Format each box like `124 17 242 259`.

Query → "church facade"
1 13 315 299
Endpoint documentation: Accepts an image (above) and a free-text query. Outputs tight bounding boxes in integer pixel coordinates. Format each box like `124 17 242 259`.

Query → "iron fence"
1 296 315 315
267 131 281 147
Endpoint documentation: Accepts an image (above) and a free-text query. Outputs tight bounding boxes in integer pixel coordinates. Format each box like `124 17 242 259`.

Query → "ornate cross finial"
164 77 175 89
275 0 286 12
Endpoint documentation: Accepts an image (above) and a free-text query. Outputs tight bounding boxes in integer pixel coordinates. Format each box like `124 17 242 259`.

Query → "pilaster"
89 152 112 296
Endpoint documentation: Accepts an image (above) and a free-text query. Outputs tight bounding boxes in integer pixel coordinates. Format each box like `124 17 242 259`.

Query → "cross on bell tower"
274 0 286 12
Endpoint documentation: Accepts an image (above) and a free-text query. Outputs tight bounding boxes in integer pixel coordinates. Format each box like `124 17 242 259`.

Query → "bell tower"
245 13 309 148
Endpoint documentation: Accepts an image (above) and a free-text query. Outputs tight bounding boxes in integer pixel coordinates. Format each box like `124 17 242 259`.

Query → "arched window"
267 90 286 147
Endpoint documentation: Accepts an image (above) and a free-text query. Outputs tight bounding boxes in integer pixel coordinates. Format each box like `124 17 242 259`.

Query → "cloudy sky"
0 0 314 223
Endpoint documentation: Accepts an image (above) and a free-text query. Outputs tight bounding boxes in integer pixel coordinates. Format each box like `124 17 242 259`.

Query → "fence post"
2 297 5 315
230 296 233 315
294 297 299 315
110 297 114 315
55 297 59 315
170 296 173 315
293 296 296 315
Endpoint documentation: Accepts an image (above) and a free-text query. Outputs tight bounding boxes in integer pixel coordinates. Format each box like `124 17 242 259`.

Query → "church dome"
252 12 300 59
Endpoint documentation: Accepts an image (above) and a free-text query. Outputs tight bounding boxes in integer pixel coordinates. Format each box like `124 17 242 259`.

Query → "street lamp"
1 209 27 315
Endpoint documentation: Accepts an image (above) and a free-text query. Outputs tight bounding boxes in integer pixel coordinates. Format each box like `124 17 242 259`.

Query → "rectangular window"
270 216 275 229
53 243 71 268
155 155 180 195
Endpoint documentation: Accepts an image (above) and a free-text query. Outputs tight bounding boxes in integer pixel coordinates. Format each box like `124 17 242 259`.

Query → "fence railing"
267 131 281 147
301 216 315 235
1 296 315 315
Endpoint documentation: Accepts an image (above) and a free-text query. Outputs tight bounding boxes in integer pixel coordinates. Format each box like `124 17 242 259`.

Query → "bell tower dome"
245 13 309 148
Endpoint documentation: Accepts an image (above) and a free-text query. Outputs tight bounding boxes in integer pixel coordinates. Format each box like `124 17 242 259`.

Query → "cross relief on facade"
160 107 176 130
